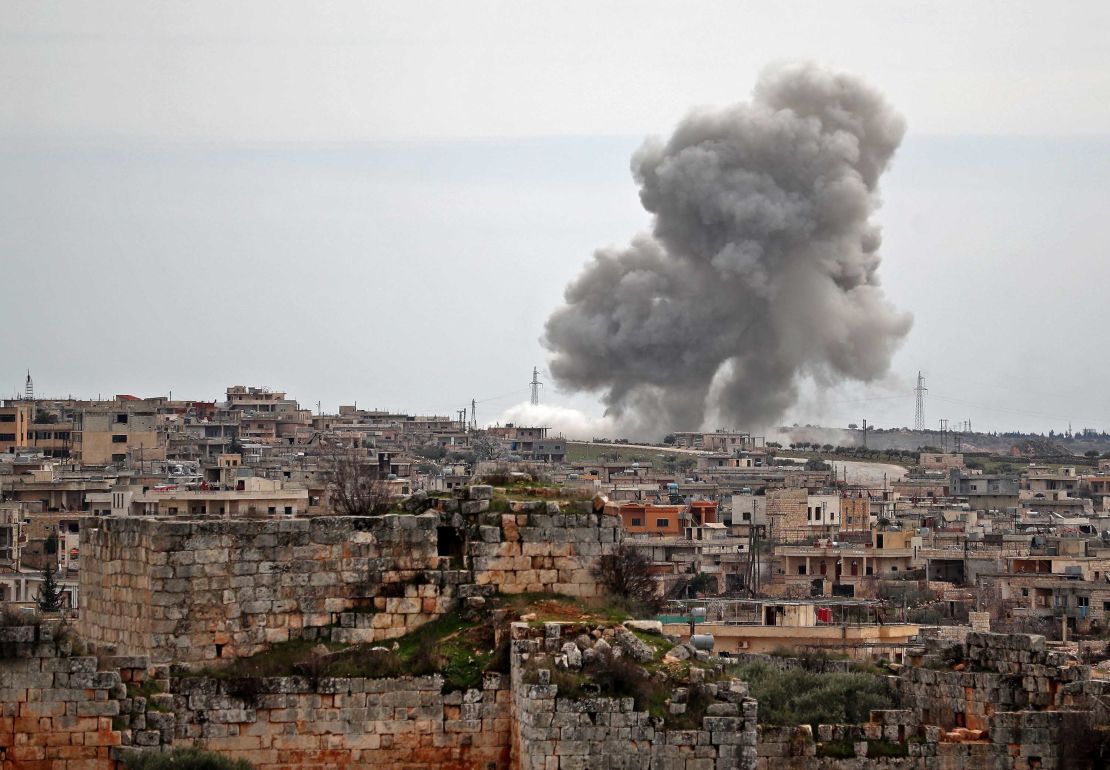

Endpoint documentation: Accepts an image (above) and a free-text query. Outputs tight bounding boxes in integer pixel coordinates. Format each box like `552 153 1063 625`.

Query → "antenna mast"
913 371 927 431
529 366 543 406
24 371 33 401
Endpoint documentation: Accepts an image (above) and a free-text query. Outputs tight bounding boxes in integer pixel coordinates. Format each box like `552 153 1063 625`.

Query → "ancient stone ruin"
1 487 1107 769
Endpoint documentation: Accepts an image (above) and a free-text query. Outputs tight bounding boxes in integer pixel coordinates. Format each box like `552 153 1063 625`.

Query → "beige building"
662 599 920 660
77 406 163 466
0 403 33 453
774 529 923 598
111 477 309 517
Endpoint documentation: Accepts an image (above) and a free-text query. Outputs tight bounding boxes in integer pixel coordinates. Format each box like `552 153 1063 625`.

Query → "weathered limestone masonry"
79 515 456 666
896 632 1106 731
168 672 511 770
79 487 620 666
2 624 1107 770
460 501 619 598
0 624 171 770
509 622 761 770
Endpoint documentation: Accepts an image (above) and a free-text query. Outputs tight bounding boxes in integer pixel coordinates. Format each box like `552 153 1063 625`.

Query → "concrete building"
774 529 923 598
0 402 33 453
487 425 566 463
77 406 163 466
661 598 920 660
949 469 1020 511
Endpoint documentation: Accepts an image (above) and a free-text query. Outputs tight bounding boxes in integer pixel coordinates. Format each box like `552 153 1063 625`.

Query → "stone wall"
2 623 1108 770
79 515 456 666
510 622 760 770
168 672 511 770
895 632 1097 731
79 490 619 666
0 623 170 770
466 505 620 598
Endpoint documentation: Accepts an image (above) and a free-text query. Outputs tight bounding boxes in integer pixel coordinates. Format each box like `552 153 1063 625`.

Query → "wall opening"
437 526 465 567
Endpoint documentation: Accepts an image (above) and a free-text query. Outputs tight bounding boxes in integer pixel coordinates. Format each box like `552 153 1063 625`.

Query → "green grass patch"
180 612 499 693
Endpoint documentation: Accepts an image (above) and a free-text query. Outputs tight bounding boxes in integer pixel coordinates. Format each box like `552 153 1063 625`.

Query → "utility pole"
939 419 949 453
914 371 927 431
529 366 543 407
470 398 477 432
861 419 870 449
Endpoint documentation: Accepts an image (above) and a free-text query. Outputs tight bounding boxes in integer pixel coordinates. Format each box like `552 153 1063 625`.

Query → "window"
284 506 293 515
630 518 642 526
797 564 807 575
115 414 128 424
655 518 670 528
112 434 127 443
112 454 126 463
0 414 14 422
742 512 750 521
0 434 15 442
268 507 276 515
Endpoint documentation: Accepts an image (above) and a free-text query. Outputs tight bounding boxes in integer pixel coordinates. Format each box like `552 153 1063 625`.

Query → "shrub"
591 545 659 611
816 740 856 759
730 660 893 729
123 747 254 770
587 650 656 709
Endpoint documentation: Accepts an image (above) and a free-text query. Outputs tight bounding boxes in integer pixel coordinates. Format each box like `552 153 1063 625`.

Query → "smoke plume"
543 63 912 437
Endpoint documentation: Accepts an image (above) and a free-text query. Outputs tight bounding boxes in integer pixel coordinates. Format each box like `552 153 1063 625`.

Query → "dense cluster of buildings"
4 385 1110 651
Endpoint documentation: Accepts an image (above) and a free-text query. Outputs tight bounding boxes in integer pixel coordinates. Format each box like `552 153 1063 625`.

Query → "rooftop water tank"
690 634 715 651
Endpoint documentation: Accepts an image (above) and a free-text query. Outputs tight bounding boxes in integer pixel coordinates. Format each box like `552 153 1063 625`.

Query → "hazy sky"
3 2 1110 436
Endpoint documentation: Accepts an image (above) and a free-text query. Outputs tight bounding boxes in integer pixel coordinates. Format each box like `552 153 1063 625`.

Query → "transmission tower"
24 371 33 401
529 366 543 406
913 371 927 431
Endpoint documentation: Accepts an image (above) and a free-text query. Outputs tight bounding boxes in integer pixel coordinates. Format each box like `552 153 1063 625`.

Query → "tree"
37 565 64 613
413 444 447 460
326 445 391 516
591 545 659 609
686 572 716 597
44 532 59 555
662 434 676 445
471 432 504 462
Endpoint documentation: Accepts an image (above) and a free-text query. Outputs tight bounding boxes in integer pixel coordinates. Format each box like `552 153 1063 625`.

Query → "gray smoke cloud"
543 63 912 437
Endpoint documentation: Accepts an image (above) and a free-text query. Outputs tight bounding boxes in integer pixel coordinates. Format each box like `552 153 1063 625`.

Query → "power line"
529 366 543 406
914 371 927 431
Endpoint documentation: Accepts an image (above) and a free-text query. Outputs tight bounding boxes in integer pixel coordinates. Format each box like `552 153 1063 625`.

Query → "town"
1 378 1107 768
